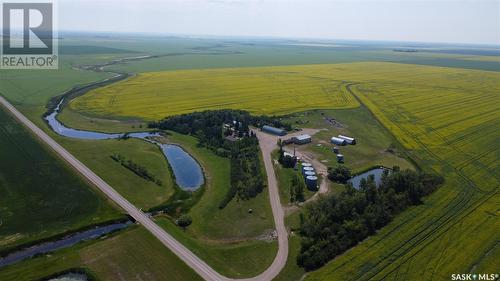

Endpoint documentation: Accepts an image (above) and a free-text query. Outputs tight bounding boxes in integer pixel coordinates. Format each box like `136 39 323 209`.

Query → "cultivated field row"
306 64 499 280
69 62 499 280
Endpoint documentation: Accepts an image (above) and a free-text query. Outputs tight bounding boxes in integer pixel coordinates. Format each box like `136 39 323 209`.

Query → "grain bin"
305 176 318 190
301 163 312 173
336 154 344 163
302 166 315 175
304 171 316 177
301 162 312 168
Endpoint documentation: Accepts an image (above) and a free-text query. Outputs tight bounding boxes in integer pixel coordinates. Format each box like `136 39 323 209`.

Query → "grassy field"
156 217 277 278
0 226 202 281
58 138 176 210
93 38 500 73
166 132 275 240
145 132 279 277
70 66 360 120
304 63 499 280
283 107 414 173
58 105 148 133
0 59 111 108
0 106 121 252
273 208 307 281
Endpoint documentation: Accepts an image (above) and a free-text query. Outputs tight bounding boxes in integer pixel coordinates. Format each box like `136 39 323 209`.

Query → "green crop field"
0 226 202 281
0 106 120 252
0 57 113 109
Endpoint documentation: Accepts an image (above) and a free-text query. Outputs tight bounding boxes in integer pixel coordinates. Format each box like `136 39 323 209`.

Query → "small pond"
348 167 388 189
44 100 203 190
162 144 204 190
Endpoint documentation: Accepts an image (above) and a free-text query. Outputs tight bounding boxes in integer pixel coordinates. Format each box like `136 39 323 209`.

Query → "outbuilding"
262 125 287 136
336 154 344 163
293 134 312 145
331 137 347 146
338 135 356 145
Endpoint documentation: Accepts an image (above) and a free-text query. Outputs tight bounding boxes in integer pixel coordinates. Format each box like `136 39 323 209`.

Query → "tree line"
297 166 443 270
290 172 305 203
110 154 163 186
149 110 288 208
220 133 265 208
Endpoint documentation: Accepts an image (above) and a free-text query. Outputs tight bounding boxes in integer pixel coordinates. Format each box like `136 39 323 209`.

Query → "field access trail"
0 98 289 280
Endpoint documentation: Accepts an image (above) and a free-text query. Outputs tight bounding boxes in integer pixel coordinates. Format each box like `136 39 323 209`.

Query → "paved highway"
0 96 289 281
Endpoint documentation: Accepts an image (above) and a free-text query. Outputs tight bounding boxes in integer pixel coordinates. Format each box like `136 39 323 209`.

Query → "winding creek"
0 222 130 268
45 100 204 190
0 56 205 269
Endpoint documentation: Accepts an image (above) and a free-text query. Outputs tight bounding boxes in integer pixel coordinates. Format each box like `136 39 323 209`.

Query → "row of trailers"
301 162 318 191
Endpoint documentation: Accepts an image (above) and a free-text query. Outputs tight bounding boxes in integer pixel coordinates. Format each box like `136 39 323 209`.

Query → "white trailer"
338 135 356 145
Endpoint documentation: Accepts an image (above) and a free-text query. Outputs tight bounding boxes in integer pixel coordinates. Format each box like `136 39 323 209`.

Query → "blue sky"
59 0 500 45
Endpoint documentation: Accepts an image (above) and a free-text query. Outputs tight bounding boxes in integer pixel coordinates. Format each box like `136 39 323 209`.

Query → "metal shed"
338 135 356 145
262 125 287 136
293 134 312 144
331 137 347 146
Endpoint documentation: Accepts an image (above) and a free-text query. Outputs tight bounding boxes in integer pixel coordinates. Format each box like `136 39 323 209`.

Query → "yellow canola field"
71 62 500 280
71 66 360 120
303 63 500 280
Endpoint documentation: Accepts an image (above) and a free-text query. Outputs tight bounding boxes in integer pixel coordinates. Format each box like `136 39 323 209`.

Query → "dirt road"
253 130 289 281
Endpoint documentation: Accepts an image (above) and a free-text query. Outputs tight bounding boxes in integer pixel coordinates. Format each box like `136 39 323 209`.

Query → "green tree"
328 165 352 183
176 214 192 230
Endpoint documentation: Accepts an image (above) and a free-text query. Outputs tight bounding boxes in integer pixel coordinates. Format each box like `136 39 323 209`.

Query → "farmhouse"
331 137 347 146
292 134 312 145
338 135 356 145
262 125 287 136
